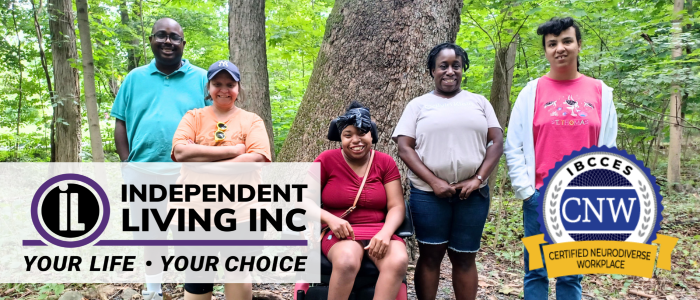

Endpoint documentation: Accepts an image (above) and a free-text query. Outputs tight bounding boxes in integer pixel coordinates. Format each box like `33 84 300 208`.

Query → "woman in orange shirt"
172 60 271 164
171 60 271 300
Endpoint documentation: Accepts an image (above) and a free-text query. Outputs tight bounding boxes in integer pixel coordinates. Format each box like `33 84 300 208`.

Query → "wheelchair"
295 201 414 300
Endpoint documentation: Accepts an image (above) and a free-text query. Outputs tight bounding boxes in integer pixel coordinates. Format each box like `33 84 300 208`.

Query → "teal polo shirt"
111 59 209 174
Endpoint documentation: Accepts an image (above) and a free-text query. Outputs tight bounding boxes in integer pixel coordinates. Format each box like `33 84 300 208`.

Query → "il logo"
59 189 84 231
31 174 110 248
218 60 229 67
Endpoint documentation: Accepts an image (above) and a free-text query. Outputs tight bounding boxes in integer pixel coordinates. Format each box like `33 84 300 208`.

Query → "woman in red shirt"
316 101 408 300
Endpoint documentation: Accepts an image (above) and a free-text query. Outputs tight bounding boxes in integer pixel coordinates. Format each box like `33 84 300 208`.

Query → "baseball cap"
207 60 240 81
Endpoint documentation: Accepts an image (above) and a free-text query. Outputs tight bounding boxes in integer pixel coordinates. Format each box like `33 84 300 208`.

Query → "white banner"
0 162 320 283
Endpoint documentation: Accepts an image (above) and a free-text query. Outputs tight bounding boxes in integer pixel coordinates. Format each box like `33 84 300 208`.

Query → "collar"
148 58 190 76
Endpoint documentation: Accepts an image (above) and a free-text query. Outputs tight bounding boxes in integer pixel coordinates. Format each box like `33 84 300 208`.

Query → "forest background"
0 0 699 299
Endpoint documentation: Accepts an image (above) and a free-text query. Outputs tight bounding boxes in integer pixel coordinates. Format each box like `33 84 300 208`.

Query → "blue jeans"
523 190 582 300
410 185 490 252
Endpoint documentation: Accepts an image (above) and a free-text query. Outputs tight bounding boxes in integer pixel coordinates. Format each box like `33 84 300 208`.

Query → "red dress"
316 149 405 256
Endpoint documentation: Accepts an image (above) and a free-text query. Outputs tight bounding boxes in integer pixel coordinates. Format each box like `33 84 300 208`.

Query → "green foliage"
0 0 698 166
37 283 64 299
0 132 51 162
266 0 333 154
460 0 700 167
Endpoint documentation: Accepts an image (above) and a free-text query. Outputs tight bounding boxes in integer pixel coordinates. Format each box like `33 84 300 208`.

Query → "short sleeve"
482 96 502 130
379 153 401 184
110 74 131 121
171 110 198 162
245 114 272 162
313 151 330 188
391 100 420 140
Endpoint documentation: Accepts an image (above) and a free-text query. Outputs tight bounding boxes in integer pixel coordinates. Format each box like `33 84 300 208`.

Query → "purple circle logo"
31 174 110 248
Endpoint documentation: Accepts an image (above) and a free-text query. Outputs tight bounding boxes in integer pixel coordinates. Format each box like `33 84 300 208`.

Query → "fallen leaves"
498 283 522 296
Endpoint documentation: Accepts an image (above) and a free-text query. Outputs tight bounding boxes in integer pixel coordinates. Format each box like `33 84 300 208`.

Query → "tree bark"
487 35 518 194
76 0 105 162
228 0 275 160
278 0 463 166
667 0 684 192
49 0 82 162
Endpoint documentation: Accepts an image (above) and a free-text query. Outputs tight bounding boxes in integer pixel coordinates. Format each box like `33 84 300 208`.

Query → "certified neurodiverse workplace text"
522 146 678 278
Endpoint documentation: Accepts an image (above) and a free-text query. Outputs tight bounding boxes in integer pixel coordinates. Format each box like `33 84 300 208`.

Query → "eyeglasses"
214 122 227 142
150 32 184 45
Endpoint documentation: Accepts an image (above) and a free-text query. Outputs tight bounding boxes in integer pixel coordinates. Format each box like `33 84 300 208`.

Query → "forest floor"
4 193 698 300
5 216 697 300
2 141 700 300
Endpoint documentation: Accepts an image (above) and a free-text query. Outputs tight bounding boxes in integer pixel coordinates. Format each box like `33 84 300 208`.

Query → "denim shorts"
409 184 490 252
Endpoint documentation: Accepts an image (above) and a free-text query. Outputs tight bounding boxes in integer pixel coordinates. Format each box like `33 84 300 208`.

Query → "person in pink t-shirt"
505 17 618 300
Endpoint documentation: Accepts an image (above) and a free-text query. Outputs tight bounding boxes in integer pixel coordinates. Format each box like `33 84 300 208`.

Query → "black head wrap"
327 107 378 143
336 107 372 134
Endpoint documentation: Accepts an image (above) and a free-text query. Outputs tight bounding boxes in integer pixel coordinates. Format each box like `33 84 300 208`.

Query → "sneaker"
142 290 163 300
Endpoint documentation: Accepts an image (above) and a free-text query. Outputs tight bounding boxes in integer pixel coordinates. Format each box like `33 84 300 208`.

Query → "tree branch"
520 39 530 78
464 9 498 50
506 14 529 48
617 96 700 130
581 16 611 52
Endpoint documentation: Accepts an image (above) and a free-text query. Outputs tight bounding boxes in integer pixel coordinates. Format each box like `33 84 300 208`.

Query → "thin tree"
49 0 82 162
29 0 55 160
76 0 105 162
10 0 23 158
119 0 141 71
228 0 275 160
464 3 529 197
668 0 684 191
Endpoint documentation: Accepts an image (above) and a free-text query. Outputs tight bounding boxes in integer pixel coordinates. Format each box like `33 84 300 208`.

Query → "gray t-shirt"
392 90 502 192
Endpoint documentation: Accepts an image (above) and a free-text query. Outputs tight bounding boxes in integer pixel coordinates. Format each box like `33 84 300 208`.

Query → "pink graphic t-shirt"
534 75 602 189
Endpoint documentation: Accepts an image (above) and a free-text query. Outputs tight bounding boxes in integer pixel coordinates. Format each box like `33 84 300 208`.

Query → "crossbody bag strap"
320 150 375 240
339 149 375 218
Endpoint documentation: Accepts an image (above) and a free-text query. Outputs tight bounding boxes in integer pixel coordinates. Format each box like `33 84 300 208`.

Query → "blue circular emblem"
538 146 663 245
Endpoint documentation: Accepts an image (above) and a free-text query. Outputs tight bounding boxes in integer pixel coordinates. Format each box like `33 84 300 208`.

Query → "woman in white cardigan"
504 17 617 300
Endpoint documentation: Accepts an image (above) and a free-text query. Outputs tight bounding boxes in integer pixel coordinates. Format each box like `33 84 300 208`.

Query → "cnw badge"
522 146 678 278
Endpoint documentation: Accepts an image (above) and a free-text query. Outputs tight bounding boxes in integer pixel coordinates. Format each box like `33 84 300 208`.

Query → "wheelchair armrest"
394 200 414 238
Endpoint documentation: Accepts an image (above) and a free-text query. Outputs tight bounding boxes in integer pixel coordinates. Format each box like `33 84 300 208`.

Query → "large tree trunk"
228 0 275 160
278 0 463 166
49 0 82 162
76 0 105 162
667 0 684 192
487 35 518 194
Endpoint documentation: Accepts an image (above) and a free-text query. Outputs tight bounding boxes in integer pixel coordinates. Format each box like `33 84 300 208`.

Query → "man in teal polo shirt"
111 18 208 300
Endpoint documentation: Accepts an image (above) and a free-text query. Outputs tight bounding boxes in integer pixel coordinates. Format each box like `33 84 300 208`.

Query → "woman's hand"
451 177 481 200
430 179 457 198
326 215 355 240
365 231 392 259
231 143 246 157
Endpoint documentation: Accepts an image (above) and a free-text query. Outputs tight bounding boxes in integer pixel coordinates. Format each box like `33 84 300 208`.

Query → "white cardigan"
504 78 618 200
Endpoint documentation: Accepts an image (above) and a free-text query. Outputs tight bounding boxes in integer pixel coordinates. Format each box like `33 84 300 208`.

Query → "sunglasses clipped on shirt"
214 122 227 142
150 32 184 45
